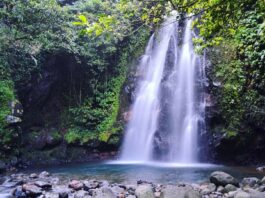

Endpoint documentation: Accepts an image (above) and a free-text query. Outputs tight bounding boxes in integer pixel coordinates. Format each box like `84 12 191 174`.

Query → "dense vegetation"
0 0 264 164
0 0 150 159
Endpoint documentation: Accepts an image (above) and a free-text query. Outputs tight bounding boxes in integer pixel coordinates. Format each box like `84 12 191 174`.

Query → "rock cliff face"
204 50 265 165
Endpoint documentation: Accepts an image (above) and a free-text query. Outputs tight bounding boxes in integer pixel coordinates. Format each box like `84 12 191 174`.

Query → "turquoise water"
25 161 265 184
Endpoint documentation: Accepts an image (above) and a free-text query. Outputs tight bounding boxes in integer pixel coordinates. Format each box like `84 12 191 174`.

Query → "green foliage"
210 7 265 134
73 0 167 39
0 80 15 153
66 27 150 144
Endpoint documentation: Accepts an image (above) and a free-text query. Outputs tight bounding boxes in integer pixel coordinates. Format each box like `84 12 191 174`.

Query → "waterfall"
120 17 206 164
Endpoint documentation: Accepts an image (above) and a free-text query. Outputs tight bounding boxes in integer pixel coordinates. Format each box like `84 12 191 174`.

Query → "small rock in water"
210 171 239 186
69 180 84 191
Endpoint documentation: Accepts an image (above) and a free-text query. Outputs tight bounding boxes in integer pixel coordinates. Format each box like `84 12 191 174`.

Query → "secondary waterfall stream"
120 17 206 163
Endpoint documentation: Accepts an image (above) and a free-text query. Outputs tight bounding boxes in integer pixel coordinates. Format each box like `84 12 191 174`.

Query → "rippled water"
24 162 264 184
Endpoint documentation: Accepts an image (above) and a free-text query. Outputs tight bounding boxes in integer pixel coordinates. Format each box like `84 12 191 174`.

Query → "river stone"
257 185 265 192
35 181 52 189
39 171 50 178
135 184 154 198
2 179 23 188
161 185 200 198
200 188 211 195
234 190 250 198
14 186 27 198
22 184 42 196
44 192 59 198
53 185 71 198
127 196 136 198
99 180 109 187
256 166 265 172
217 186 225 193
92 187 116 198
84 180 99 190
29 173 38 179
208 183 216 192
225 184 238 192
74 190 90 198
244 188 265 198
210 171 239 186
242 177 260 187
111 186 124 195
69 180 84 191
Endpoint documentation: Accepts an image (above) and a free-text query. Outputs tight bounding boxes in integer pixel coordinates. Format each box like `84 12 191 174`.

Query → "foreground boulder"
135 184 154 198
210 171 239 186
161 185 200 198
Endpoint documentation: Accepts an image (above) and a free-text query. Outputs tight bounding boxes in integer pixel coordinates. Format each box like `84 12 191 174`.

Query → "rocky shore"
0 170 265 198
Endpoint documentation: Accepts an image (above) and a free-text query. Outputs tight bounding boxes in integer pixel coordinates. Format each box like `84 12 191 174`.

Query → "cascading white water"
120 17 205 163
168 20 198 163
120 18 176 161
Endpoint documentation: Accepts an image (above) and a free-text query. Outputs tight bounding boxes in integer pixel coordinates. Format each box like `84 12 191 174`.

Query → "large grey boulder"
210 171 239 186
161 185 200 198
135 184 154 198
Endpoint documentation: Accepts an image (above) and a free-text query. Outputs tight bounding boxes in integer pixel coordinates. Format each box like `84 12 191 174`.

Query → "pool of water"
24 161 265 184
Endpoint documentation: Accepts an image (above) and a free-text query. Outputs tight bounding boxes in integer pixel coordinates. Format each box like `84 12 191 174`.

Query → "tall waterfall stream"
120 17 206 164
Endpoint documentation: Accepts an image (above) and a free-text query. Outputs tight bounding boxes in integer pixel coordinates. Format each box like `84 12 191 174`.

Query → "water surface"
25 162 265 184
